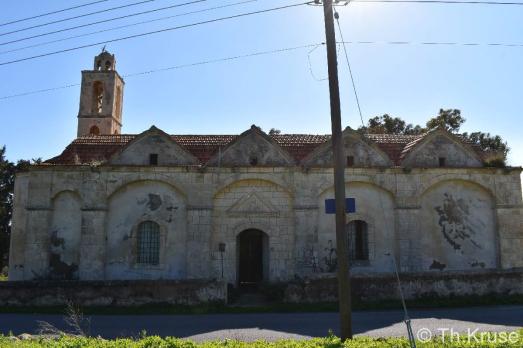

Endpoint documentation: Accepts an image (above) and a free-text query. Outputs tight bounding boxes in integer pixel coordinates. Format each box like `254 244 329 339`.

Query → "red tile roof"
45 132 486 166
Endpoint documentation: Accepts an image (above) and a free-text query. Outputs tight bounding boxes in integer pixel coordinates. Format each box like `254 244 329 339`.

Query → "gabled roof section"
109 126 200 166
46 135 133 165
44 127 491 167
301 127 393 167
206 125 296 167
400 129 483 167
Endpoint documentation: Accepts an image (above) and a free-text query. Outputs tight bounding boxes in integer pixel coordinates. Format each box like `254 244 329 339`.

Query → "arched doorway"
237 229 268 289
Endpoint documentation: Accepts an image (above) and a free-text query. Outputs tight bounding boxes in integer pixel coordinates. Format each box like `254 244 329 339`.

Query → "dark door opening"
238 229 266 290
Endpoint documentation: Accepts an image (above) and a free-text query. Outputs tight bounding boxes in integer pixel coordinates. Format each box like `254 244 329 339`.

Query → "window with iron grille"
347 220 369 261
137 221 160 265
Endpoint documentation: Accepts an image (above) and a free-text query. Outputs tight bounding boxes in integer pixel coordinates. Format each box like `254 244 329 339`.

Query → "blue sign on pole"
325 198 356 214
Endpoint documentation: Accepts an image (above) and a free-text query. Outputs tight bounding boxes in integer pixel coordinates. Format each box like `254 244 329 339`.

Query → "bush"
0 331 521 348
0 266 7 281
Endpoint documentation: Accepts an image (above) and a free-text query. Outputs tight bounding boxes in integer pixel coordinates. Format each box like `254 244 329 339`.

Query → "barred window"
347 220 369 261
137 221 160 265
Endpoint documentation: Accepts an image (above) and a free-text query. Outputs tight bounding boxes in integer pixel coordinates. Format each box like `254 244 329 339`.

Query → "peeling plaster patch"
147 194 162 211
430 260 447 271
435 193 482 251
471 261 486 268
49 253 78 280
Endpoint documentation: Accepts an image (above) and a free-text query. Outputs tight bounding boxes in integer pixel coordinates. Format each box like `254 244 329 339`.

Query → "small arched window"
89 125 100 135
92 81 104 114
105 60 112 70
137 221 160 265
347 220 369 261
115 86 122 120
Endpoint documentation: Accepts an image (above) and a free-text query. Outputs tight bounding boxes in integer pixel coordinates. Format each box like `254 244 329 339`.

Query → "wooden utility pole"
321 0 353 340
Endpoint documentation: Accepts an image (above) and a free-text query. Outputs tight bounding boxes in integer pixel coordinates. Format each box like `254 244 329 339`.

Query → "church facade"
8 52 523 285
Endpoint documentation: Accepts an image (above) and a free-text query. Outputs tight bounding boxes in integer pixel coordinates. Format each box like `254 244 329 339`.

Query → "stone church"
8 51 523 287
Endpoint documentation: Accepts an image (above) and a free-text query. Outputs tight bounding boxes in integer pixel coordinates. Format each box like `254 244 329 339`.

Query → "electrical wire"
0 0 258 56
0 42 323 100
0 0 112 28
351 0 523 5
0 0 163 37
338 40 523 47
0 0 207 46
334 9 365 128
307 44 329 81
0 1 309 67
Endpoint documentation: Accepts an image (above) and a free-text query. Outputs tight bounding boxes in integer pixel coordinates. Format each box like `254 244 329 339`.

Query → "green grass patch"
1 332 522 348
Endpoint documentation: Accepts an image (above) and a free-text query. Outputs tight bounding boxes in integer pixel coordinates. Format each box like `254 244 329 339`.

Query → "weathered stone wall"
284 270 523 303
8 166 523 282
0 280 226 306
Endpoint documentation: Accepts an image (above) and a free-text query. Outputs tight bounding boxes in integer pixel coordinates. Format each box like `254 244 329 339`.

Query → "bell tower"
77 49 124 136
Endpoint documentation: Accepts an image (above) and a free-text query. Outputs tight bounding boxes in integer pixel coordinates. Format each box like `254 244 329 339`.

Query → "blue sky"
0 0 522 170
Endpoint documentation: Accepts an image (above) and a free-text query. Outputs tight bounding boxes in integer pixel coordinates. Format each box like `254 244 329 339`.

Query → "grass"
0 293 521 315
1 332 522 348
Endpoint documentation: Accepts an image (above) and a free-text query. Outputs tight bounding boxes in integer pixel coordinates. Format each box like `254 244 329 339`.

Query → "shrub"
0 331 521 348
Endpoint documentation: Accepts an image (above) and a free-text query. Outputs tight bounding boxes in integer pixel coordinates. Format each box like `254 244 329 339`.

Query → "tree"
426 108 465 133
0 147 33 269
359 109 509 164
358 114 424 135
269 128 281 136
0 147 15 269
463 131 509 166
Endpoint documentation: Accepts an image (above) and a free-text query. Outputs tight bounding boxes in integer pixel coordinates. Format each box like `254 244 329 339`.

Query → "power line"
334 9 365 128
0 0 162 37
124 43 323 77
0 43 323 100
307 44 329 81
0 2 309 67
0 83 82 100
351 0 523 5
4 0 520 48
0 0 206 46
0 0 112 28
339 40 523 47
0 0 258 55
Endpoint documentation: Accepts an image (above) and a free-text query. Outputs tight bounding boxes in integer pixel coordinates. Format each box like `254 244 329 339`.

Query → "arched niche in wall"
316 181 396 273
419 179 497 272
49 190 82 280
104 180 187 280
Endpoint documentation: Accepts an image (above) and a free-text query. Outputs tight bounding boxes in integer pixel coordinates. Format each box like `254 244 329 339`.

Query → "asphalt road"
0 305 521 341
